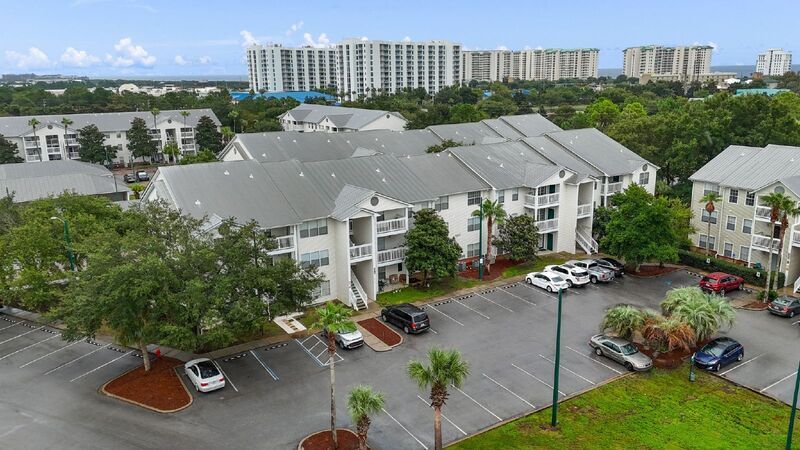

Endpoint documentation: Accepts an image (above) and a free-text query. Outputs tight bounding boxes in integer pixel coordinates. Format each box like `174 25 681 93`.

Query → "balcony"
793 232 800 248
603 182 623 195
577 203 592 218
755 206 772 222
350 243 373 261
376 217 407 236
268 235 295 255
524 193 560 209
751 235 780 253
536 218 559 233
378 247 406 266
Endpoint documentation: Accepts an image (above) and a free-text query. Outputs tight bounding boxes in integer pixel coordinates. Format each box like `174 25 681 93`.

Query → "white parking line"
539 354 596 385
760 371 797 393
70 350 134 382
250 349 279 381
475 293 515 313
482 373 535 409
495 288 536 307
215 362 239 393
511 363 565 396
19 340 82 368
382 408 428 449
416 395 466 436
451 384 502 421
719 354 763 376
565 346 623 375
0 321 23 332
792 320 800 326
44 344 110 375
519 283 557 299
426 304 465 327
0 333 61 361
0 325 46 346
453 299 490 320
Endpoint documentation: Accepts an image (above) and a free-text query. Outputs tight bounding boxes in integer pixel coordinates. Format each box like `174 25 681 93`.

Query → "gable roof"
398 152 489 197
428 122 507 145
0 160 128 203
545 128 653 176
282 104 405 130
481 118 526 140
690 144 800 191
498 113 562 137
522 136 603 178
450 141 566 190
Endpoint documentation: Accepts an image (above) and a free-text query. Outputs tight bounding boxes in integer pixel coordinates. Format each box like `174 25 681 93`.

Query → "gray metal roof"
546 129 652 177
259 160 331 220
282 104 405 130
481 119 526 140
0 109 220 137
450 141 563 190
428 122 507 145
522 136 603 178
688 145 769 186
499 114 562 137
691 144 800 190
331 185 375 220
0 160 128 203
397 152 490 197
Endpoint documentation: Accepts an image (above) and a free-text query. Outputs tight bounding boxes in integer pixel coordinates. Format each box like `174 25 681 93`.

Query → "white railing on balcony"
576 229 598 254
350 243 373 260
24 142 40 149
577 203 592 218
376 217 407 235
68 151 80 159
535 218 559 233
792 233 800 247
274 235 295 251
65 138 78 146
751 235 780 252
378 247 407 265
755 206 772 221
603 182 623 195
524 193 560 209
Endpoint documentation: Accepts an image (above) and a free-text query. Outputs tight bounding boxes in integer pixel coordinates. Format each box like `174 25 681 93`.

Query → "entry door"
546 233 554 251
547 208 556 220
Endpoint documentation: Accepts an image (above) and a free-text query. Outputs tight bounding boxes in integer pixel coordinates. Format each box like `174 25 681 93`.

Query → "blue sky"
2 0 798 76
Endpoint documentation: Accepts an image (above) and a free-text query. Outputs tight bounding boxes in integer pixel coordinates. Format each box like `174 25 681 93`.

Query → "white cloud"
5 47 51 69
708 41 719 53
496 45 509 51
240 30 260 47
198 56 212 64
60 47 100 67
174 55 188 65
402 36 411 42
303 32 331 48
106 37 156 67
286 21 304 36
360 36 369 41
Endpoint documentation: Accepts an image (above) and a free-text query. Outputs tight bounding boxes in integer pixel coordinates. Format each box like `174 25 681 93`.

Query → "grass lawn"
501 254 568 279
451 367 798 450
376 277 480 306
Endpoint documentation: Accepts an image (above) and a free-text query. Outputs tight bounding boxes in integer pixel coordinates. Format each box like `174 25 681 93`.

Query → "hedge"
677 249 785 287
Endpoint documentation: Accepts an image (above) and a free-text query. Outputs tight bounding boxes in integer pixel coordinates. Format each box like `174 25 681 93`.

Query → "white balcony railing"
378 247 406 265
755 206 772 221
376 217 407 235
751 235 780 253
68 152 80 159
271 235 295 252
603 182 623 195
524 193 560 209
536 218 559 233
350 243 373 260
577 203 592 218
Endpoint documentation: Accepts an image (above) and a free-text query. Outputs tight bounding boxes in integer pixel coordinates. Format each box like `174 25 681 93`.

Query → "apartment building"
246 45 338 93
278 104 407 132
152 113 655 311
462 48 599 82
0 109 220 165
622 45 713 81
756 49 793 76
689 144 800 290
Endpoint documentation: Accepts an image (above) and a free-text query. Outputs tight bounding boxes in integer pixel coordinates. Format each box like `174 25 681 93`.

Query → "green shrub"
677 249 785 287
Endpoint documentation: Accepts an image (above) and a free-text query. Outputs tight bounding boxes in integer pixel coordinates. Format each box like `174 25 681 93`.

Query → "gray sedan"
589 334 652 371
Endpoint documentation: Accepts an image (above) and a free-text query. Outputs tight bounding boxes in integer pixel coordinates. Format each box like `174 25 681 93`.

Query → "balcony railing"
535 218 559 233
350 243 373 260
378 247 406 265
376 217 407 235
603 182 623 195
755 206 772 221
270 235 295 253
793 233 800 247
751 235 780 253
524 193 560 209
577 203 592 218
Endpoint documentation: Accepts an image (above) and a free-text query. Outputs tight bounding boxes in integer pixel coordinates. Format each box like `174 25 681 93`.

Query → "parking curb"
98 365 193 414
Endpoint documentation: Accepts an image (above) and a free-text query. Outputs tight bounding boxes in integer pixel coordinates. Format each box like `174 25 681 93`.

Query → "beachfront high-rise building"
461 48 599 82
756 48 792 76
622 45 713 80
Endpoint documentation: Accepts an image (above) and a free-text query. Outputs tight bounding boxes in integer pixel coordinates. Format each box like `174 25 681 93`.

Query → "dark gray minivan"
380 303 430 334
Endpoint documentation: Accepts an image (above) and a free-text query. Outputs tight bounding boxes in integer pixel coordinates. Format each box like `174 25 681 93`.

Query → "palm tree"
471 199 507 274
180 110 190 127
27 118 41 161
312 302 356 450
661 287 735 344
228 110 239 133
642 316 695 353
601 305 645 340
150 108 160 129
699 192 722 256
761 192 789 290
347 385 385 450
60 117 73 160
407 347 470 450
774 197 800 289
221 126 234 144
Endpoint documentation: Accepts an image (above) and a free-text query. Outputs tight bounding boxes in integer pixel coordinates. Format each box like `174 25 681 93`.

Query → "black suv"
381 303 430 334
597 257 624 277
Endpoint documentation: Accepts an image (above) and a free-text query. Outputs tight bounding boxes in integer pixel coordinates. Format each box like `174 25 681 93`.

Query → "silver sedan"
589 334 652 371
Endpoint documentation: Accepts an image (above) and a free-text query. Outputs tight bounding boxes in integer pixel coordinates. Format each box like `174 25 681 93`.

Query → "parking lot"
1 269 798 449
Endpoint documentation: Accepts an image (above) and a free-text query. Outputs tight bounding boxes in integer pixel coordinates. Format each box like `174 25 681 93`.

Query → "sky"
2 0 798 77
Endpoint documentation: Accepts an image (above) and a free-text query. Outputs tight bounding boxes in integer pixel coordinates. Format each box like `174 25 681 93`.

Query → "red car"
699 272 744 295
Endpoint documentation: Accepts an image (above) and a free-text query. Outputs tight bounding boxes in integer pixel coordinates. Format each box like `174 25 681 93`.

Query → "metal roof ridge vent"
375 168 381 173
299 171 304 177
331 172 336 177
194 200 201 206
277 136 281 140
382 177 387 183
249 174 254 179
500 163 504 168
292 139 297 143
223 170 230 175
262 153 267 157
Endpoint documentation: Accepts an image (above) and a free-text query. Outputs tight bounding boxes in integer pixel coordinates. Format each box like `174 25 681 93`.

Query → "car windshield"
700 276 718 284
620 343 638 355
700 343 726 357
196 361 220 378
773 297 792 305
587 263 597 269
573 270 588 277
551 276 565 283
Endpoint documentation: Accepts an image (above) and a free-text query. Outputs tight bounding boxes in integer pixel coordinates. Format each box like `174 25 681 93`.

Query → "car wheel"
737 283 743 291
567 280 574 287
737 352 743 362
382 314 388 322
720 289 726 296
546 286 553 292
526 277 532 284
714 363 721 372
590 276 598 284
790 311 796 318
594 347 603 357
403 325 410 334
624 362 633 371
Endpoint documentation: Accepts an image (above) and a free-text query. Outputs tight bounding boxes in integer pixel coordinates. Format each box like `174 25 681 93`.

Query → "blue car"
693 337 744 371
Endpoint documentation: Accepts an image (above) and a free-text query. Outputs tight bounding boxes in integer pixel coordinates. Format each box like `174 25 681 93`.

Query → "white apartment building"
622 45 713 80
279 104 407 132
246 45 338 93
689 145 800 291
462 48 599 82
0 109 220 165
149 113 656 311
756 49 793 76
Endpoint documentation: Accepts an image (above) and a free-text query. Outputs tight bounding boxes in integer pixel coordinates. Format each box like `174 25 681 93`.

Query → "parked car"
525 271 570 292
699 272 744 295
124 173 137 183
597 257 625 277
323 328 365 349
544 264 590 287
693 337 744 371
768 296 800 318
589 334 652 371
136 170 150 181
184 358 225 392
566 259 615 284
381 303 430 334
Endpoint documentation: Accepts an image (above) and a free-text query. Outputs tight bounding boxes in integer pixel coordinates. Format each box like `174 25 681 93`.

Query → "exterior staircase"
350 271 368 311
793 275 800 293
576 228 599 255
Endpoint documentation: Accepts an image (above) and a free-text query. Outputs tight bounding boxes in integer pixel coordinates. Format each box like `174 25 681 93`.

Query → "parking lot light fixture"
50 216 75 272
551 287 563 427
787 359 799 450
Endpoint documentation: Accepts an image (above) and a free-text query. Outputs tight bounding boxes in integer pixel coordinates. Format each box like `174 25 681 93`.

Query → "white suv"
544 264 590 287
525 271 570 293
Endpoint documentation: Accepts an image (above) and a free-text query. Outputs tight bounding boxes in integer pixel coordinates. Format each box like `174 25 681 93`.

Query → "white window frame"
701 209 718 224
466 242 480 258
740 245 750 262
703 182 719 196
434 195 449 211
638 172 650 185
511 188 519 201
742 219 753 234
300 249 330 268
745 192 755 206
312 280 331 299
299 219 328 238
723 242 734 258
497 190 505 204
726 215 736 231
728 189 738 204
467 191 481 206
467 216 481 232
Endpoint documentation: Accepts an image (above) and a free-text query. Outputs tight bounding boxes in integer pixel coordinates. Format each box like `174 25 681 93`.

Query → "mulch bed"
742 301 770 310
103 356 191 412
358 318 402 346
300 428 362 450
458 256 522 281
628 265 679 277
635 338 712 369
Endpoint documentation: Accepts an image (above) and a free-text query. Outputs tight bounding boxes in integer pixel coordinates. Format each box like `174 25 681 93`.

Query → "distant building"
278 104 407 132
461 48 599 82
755 49 792 76
623 45 715 81
638 71 737 85
230 90 335 103
0 160 129 203
734 88 791 97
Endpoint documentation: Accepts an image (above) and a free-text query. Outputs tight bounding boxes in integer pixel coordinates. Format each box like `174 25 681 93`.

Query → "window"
434 195 449 211
299 219 328 238
703 182 719 196
723 242 734 258
740 246 750 262
638 172 650 185
728 189 738 204
467 191 481 205
699 234 716 251
300 250 329 268
497 190 505 204
726 215 736 231
700 209 718 224
467 242 480 257
745 192 755 206
467 216 481 232
312 281 331 299
511 188 519 201
742 219 753 234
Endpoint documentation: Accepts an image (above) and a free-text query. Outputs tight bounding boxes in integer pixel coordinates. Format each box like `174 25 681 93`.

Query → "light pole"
478 200 484 280
787 359 799 450
551 287 563 427
50 216 75 272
